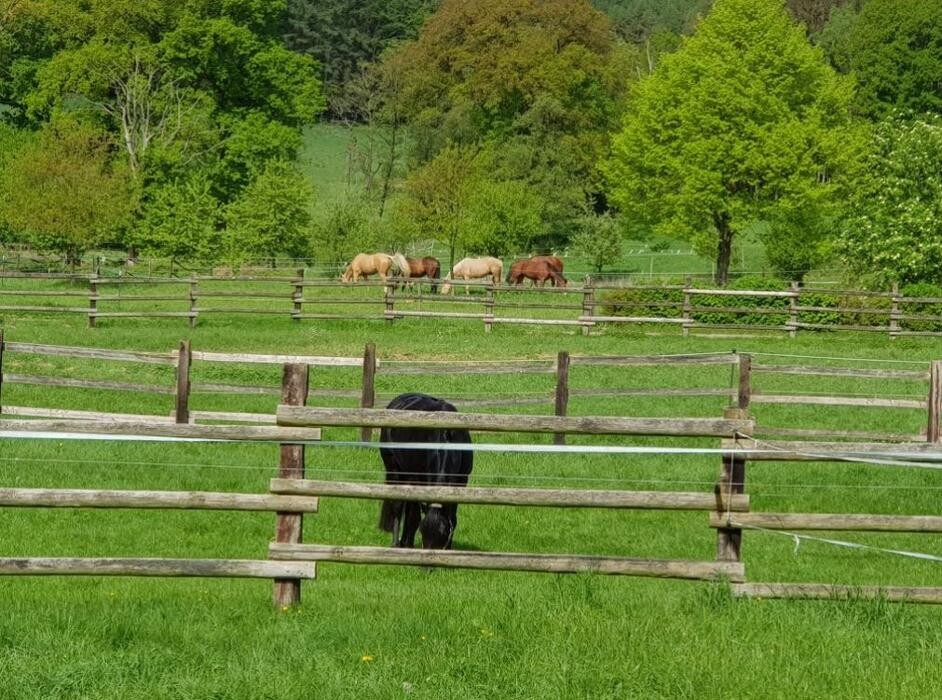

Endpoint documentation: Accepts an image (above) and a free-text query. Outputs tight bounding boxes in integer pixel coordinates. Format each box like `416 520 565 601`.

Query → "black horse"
378 393 473 549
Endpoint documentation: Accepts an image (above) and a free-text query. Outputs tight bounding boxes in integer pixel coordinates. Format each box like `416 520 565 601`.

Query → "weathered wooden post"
737 353 752 410
484 283 495 333
360 342 377 442
174 340 192 425
717 372 749 561
554 351 570 445
88 274 98 328
384 282 396 323
788 281 799 338
188 276 198 328
889 282 900 339
716 405 748 562
581 279 595 336
682 281 692 337
274 362 310 608
928 360 941 444
0 329 4 413
292 268 304 321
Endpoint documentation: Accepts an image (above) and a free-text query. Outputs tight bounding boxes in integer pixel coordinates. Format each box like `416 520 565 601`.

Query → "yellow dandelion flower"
361 655 374 663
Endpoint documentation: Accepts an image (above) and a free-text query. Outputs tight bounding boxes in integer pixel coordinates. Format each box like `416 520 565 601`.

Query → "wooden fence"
2 356 942 604
3 272 942 337
0 363 322 606
1 335 939 445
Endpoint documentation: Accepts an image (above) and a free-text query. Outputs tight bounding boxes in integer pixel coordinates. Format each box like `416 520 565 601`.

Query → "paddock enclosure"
2 271 942 337
1 337 941 605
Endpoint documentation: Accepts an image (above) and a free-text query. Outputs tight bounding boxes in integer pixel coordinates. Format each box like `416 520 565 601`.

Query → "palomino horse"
340 252 408 282
403 256 442 293
440 256 503 295
507 257 568 287
379 392 473 549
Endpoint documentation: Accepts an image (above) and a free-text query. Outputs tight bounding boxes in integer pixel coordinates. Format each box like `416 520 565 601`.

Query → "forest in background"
0 0 940 287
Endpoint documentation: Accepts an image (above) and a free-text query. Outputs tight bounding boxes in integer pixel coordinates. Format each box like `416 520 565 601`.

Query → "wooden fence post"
384 283 396 323
737 353 752 410
484 283 495 333
292 268 304 321
788 282 799 338
928 361 941 444
0 329 4 413
890 282 900 339
682 282 692 337
554 351 570 445
174 340 192 424
360 343 377 442
188 276 198 328
581 280 595 336
274 363 310 608
88 274 98 328
716 407 748 562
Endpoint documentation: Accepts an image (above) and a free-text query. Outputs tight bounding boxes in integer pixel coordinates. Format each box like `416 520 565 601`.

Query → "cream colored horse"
340 253 408 282
440 256 503 294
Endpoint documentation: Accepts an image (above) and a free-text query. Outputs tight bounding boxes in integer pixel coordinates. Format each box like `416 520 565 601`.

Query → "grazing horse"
507 257 568 287
403 256 442 293
340 252 408 282
378 393 473 549
532 256 564 277
440 256 503 295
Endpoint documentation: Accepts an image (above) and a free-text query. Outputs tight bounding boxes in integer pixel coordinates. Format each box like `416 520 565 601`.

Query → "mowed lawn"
0 309 941 699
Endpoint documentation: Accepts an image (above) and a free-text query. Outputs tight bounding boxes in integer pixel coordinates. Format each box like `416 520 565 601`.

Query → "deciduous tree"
604 0 861 285
839 117 942 285
844 0 942 118
0 119 136 263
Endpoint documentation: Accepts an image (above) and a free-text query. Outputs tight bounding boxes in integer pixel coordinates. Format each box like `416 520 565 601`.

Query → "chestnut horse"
507 257 568 287
440 256 503 295
340 252 408 282
404 256 442 293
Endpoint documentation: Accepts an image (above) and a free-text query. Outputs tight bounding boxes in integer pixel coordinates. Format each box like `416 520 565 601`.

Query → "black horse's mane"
385 392 458 413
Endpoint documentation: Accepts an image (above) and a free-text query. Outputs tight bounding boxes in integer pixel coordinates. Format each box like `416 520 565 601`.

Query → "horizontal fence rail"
276 406 754 437
0 419 322 443
2 271 942 337
271 479 751 511
268 544 746 582
0 558 316 579
0 488 319 512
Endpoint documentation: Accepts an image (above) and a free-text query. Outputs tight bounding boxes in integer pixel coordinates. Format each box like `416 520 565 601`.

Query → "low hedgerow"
898 282 942 333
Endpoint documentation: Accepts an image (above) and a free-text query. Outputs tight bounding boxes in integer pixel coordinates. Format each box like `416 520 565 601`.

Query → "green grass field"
0 306 941 698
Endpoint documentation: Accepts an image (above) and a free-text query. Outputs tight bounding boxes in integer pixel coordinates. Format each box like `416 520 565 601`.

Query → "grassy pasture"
0 308 941 698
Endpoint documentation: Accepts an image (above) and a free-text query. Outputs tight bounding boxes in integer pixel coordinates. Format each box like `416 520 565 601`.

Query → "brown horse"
507 257 568 287
403 256 442 293
440 256 503 295
532 256 564 277
340 252 408 282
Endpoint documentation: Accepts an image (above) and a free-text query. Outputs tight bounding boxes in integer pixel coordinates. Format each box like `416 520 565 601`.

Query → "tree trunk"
713 212 734 287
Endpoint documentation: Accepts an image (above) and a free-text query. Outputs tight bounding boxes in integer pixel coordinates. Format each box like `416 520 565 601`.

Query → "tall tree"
839 117 942 285
844 0 942 118
387 0 627 245
4 0 324 263
283 0 435 118
0 119 136 263
604 0 861 285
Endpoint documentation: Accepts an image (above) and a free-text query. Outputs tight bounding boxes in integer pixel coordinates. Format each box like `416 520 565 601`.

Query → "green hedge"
597 277 942 331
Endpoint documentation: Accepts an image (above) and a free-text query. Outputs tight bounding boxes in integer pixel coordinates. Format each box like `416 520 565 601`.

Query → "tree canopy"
385 0 627 245
844 0 942 118
604 0 862 285
0 0 323 265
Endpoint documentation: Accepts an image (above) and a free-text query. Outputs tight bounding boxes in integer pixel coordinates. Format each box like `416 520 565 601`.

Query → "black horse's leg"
398 502 421 547
390 514 400 547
